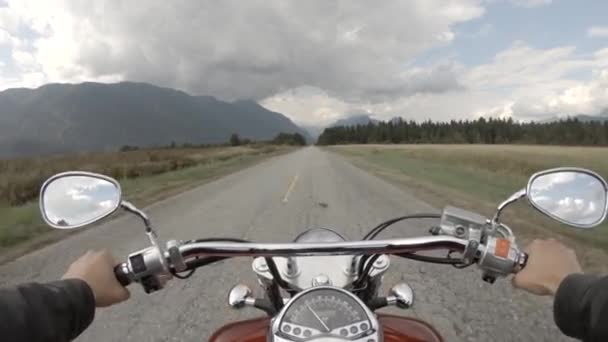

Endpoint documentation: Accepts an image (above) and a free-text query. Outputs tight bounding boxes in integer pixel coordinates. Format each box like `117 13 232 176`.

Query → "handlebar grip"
114 263 132 286
520 252 528 268
515 252 528 273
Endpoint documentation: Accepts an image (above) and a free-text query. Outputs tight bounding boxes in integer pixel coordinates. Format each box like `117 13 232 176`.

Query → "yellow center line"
282 174 299 203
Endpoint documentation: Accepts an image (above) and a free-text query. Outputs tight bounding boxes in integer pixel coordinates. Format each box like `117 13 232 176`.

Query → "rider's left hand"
62 249 130 307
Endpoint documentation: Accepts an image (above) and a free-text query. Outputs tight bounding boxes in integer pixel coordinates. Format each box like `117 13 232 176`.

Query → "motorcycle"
39 167 608 341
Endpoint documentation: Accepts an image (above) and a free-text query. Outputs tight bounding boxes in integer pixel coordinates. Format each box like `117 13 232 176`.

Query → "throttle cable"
357 213 442 286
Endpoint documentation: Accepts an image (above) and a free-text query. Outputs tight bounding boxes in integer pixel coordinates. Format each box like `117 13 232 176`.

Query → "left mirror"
40 172 122 229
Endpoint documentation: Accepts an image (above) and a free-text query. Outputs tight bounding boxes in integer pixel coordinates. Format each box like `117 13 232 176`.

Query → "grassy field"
330 144 608 270
0 144 293 257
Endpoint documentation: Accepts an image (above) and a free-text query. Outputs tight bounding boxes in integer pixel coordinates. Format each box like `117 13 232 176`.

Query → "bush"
0 147 222 206
260 146 277 154
230 133 241 146
119 145 139 152
0 143 286 207
272 132 306 146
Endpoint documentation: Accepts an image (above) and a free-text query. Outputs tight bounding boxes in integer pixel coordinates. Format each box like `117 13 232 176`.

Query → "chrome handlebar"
115 234 527 291
178 235 470 258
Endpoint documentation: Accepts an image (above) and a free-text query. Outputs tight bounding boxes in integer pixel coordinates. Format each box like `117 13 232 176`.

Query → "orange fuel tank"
209 314 443 342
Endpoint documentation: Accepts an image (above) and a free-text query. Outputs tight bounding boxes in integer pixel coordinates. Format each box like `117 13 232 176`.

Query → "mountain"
302 114 380 141
302 114 379 141
0 82 309 157
574 113 608 122
539 113 608 123
330 114 378 127
301 125 325 141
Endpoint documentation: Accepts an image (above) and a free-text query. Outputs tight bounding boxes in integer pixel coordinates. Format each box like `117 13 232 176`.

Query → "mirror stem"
121 201 151 227
120 201 162 248
492 189 526 224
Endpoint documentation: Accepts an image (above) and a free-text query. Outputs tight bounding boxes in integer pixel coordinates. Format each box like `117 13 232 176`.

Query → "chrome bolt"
312 274 331 286
253 258 268 272
285 257 299 277
374 255 388 268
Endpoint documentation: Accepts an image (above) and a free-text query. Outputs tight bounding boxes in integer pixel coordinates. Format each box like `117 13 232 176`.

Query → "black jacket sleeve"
0 279 95 342
554 274 608 342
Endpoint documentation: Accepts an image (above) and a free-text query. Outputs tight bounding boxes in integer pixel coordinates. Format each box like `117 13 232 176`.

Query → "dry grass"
357 144 608 179
0 145 277 206
0 144 292 252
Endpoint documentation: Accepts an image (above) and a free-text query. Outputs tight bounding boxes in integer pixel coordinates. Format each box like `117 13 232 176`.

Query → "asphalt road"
0 147 571 341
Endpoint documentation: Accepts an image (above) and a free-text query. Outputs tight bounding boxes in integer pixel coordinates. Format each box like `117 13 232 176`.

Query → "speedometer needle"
306 304 330 332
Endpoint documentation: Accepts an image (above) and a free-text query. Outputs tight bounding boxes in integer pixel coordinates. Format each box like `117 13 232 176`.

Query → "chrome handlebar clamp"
434 206 525 283
439 206 487 239
126 245 172 293
167 240 186 272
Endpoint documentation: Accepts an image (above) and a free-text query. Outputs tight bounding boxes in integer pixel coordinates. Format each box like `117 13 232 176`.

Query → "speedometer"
275 287 376 341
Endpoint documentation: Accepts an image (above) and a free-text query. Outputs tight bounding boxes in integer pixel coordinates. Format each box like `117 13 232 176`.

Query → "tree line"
317 117 608 146
120 132 307 151
231 132 306 146
230 132 306 146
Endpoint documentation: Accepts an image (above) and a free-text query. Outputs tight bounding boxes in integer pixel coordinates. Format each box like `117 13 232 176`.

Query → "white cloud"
0 7 20 33
264 42 608 126
465 42 586 91
436 31 456 42
588 26 608 38
0 0 484 98
11 49 35 68
465 43 608 120
261 87 350 126
0 27 9 44
534 69 608 117
20 71 45 87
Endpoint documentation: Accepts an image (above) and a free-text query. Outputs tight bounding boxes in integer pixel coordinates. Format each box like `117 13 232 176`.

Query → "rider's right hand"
62 249 130 307
512 238 582 296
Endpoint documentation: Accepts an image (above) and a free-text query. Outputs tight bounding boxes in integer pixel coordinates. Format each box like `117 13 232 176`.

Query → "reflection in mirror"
41 175 121 229
528 171 608 228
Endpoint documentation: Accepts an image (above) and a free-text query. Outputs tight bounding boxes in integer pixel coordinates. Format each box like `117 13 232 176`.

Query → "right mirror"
527 169 608 228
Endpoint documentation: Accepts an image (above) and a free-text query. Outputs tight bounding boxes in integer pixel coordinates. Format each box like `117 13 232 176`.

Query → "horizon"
1 80 605 130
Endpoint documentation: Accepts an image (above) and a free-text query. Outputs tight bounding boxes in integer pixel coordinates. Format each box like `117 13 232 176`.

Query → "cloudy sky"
0 0 607 126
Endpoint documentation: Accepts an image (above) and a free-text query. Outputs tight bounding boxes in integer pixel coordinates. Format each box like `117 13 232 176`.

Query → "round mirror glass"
528 171 608 228
41 174 121 229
